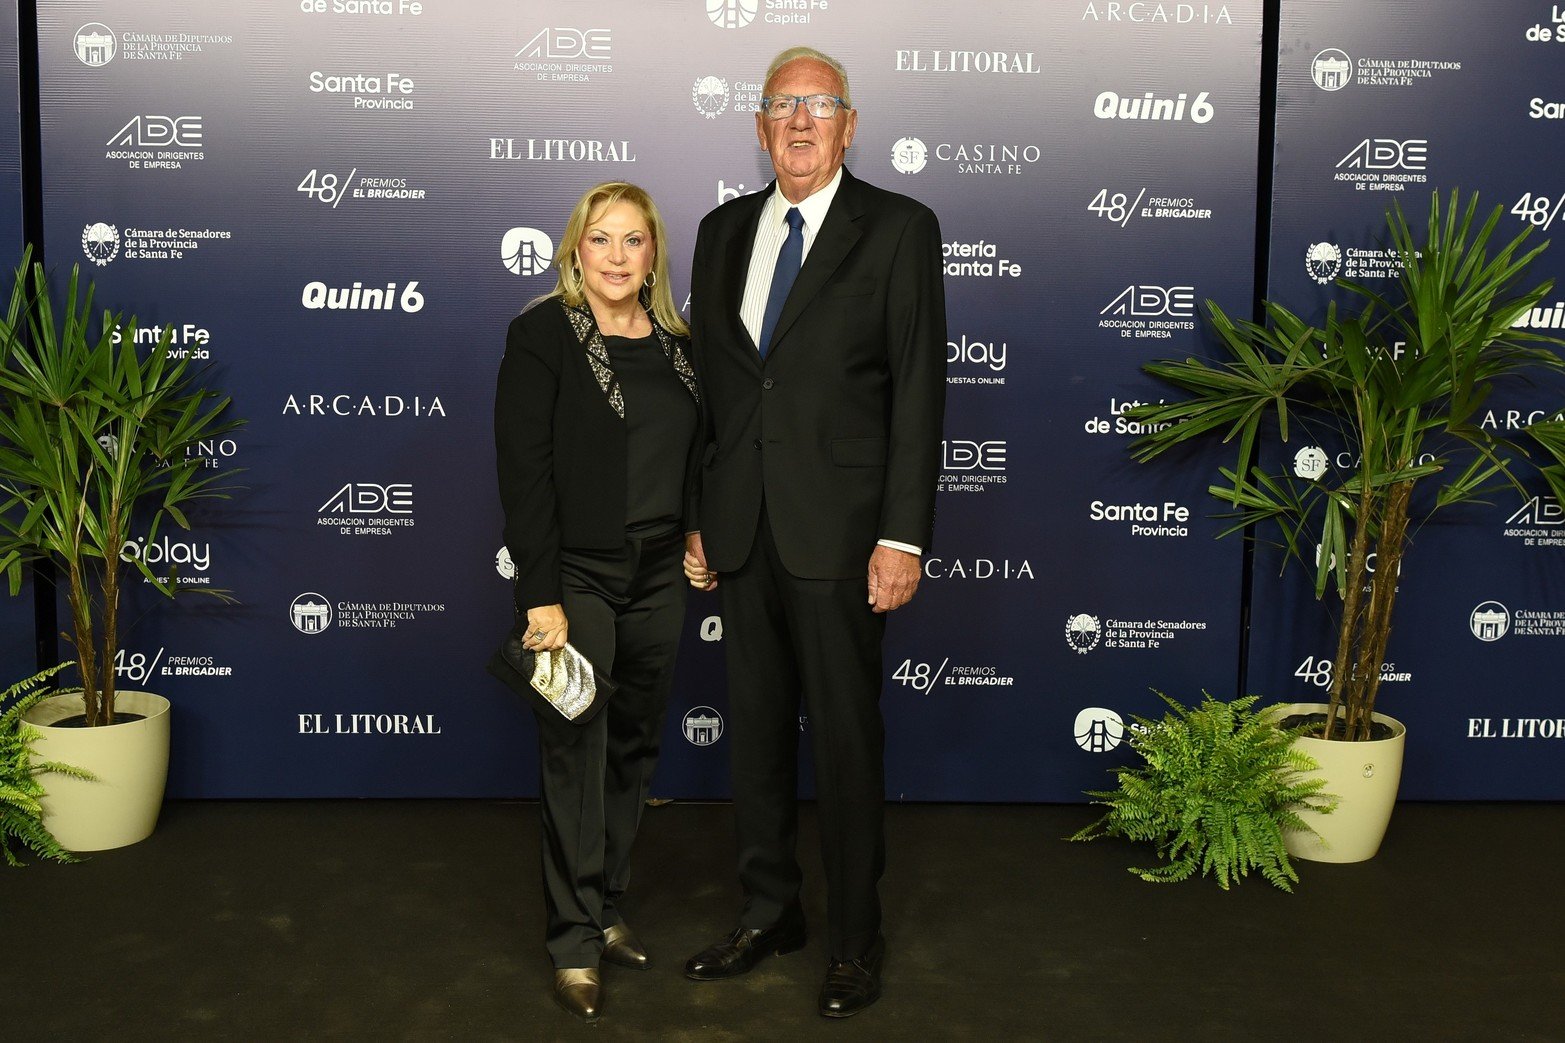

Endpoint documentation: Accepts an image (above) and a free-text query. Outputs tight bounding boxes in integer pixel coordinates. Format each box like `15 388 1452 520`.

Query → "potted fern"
1 663 87 865
1125 191 1565 861
0 247 241 851
1072 692 1334 891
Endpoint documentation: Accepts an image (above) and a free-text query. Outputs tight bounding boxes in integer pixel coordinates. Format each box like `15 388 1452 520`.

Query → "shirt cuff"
876 539 922 556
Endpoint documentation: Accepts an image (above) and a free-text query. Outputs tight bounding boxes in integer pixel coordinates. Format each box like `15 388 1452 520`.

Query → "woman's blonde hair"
547 181 687 336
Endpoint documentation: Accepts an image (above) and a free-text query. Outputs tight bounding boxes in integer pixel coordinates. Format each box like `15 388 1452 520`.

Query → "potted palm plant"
0 247 241 851
1124 191 1565 861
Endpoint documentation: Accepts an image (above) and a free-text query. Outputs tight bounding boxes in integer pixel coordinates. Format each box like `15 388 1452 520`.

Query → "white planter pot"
1274 701 1405 864
21 690 171 852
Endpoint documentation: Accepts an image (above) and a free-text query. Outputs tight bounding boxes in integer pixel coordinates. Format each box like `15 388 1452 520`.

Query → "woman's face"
576 200 654 313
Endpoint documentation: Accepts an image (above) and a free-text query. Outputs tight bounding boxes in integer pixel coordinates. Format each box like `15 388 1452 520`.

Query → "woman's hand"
523 604 569 651
684 532 718 592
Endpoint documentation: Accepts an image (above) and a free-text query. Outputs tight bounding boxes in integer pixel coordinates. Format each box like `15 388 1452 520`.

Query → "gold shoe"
553 967 601 1021
602 923 650 969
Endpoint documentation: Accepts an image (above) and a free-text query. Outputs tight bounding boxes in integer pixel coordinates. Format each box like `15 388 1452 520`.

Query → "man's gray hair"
764 46 852 108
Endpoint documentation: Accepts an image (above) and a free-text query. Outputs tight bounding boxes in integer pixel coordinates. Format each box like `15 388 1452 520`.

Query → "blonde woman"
494 182 698 1022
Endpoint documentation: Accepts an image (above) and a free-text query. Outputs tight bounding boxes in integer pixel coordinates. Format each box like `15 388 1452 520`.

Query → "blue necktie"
757 207 804 359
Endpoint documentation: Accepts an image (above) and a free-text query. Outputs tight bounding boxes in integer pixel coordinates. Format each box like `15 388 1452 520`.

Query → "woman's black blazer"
495 297 700 610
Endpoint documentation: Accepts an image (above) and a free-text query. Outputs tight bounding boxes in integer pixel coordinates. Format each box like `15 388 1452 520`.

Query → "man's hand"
684 531 718 591
867 545 920 613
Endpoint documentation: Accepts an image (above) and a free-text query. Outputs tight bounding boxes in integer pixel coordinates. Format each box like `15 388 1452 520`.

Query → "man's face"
756 58 857 198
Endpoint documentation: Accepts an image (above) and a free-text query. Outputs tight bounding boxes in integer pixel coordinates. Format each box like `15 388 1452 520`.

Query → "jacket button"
762 378 775 390
753 439 762 450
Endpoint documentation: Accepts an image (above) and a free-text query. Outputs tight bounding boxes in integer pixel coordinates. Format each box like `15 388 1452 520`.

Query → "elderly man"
681 45 946 1017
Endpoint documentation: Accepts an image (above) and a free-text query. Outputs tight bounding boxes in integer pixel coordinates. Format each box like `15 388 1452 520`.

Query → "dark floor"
8 801 1564 1042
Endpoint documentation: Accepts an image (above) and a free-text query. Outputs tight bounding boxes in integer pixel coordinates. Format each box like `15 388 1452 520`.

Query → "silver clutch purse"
487 623 613 727
529 642 600 721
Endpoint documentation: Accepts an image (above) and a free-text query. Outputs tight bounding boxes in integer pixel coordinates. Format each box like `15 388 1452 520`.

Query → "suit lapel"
766 169 865 357
715 190 768 365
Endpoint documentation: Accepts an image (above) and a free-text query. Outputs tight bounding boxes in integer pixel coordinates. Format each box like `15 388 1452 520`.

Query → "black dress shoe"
553 968 601 1022
684 907 807 980
818 936 884 1018
602 922 650 969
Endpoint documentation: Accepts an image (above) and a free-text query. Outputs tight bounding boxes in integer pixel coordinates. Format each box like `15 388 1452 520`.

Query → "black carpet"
9 801 1564 1041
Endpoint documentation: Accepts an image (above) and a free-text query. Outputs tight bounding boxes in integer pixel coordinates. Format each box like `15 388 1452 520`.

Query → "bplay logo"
75 23 115 66
1312 48 1352 90
683 706 725 745
1074 707 1125 752
503 227 554 275
291 593 333 634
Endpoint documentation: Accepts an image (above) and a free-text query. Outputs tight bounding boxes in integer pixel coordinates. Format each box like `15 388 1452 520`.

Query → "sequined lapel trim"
653 324 700 406
564 303 698 418
564 304 623 418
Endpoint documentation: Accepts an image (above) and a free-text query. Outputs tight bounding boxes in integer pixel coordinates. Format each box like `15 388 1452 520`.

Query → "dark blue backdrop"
11 1 1560 801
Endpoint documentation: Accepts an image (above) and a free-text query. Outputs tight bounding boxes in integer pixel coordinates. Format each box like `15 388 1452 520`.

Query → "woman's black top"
603 332 698 536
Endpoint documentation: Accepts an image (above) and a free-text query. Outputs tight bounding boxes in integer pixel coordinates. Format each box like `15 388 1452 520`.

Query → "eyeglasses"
759 94 850 120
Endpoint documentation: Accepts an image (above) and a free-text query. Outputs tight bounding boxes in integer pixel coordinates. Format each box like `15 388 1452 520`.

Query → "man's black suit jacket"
689 167 947 579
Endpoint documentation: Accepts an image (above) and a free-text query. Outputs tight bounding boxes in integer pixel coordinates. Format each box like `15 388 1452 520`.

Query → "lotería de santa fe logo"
1293 446 1328 480
495 547 516 580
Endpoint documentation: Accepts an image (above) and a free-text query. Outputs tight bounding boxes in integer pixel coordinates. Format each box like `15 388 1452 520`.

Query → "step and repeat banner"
0 0 31 689
1255 0 1565 798
31 0 1261 799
